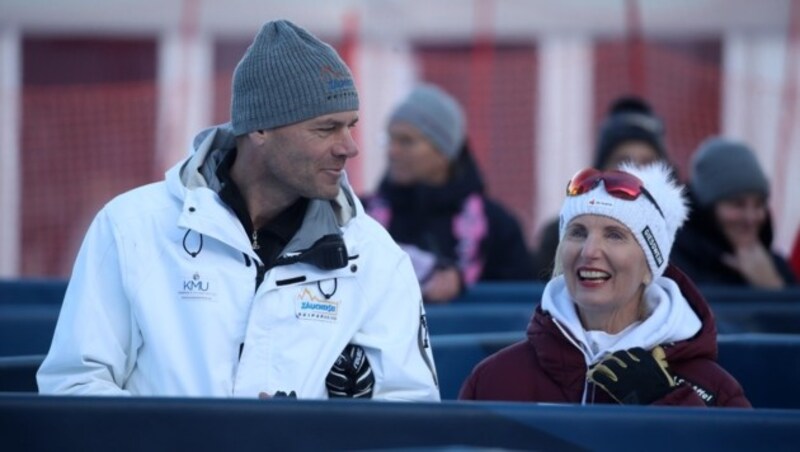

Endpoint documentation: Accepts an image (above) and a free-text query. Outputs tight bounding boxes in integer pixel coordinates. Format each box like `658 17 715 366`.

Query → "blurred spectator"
363 83 533 303
532 95 672 280
459 163 750 407
672 137 795 288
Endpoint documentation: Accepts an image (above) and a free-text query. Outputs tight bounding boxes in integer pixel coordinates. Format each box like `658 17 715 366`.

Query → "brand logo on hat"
642 226 663 267
320 65 354 92
588 198 613 207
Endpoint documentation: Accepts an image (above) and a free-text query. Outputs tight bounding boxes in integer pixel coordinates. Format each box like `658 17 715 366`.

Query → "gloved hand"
326 344 375 398
587 346 676 405
258 390 297 399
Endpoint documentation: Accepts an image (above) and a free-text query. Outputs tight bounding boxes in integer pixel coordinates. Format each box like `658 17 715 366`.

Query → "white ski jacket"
37 125 440 401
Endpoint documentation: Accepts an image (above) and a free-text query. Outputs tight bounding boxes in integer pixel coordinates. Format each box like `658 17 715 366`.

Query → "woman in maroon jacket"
459 163 750 407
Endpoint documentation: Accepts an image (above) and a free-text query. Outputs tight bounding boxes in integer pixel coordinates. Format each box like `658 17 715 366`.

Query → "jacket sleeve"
37 209 137 395
653 384 710 407
653 369 753 408
352 252 440 402
709 370 753 408
457 370 478 400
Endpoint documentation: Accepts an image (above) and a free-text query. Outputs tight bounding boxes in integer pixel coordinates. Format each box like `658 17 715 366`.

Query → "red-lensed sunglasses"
565 168 665 218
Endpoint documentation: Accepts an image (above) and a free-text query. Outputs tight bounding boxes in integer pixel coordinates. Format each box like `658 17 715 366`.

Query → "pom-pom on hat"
558 162 689 281
231 20 359 135
388 83 466 160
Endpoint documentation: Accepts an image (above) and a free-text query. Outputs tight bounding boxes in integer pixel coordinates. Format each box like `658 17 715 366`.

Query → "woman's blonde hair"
551 241 565 279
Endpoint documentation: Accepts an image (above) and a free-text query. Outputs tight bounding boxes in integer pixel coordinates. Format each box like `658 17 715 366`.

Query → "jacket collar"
529 264 716 373
166 123 359 257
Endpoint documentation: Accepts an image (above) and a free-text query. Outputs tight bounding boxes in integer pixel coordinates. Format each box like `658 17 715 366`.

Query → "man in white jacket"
37 19 439 401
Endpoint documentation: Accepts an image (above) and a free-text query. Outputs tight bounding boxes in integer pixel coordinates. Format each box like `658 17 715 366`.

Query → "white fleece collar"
542 276 701 364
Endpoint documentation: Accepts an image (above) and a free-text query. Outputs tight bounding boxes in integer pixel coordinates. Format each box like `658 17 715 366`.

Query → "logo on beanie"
320 65 354 92
588 198 613 208
642 226 663 267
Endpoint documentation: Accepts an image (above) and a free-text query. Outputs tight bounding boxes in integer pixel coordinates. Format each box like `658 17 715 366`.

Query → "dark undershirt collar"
215 148 308 268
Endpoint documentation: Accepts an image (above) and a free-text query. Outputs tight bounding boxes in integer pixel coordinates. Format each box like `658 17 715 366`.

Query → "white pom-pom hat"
558 162 689 281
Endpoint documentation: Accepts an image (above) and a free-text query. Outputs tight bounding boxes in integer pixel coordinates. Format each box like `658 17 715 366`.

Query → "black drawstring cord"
318 278 337 299
182 229 204 258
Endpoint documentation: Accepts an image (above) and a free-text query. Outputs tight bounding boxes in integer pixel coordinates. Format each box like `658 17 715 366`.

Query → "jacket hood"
166 123 359 255
378 143 485 212
528 264 717 372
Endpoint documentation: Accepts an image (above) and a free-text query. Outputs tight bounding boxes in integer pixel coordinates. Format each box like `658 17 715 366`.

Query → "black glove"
326 344 375 398
273 391 297 398
258 390 297 399
587 346 676 405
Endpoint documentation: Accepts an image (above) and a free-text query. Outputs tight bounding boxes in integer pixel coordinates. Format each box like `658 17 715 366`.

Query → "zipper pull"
420 314 430 348
251 230 260 250
255 263 266 292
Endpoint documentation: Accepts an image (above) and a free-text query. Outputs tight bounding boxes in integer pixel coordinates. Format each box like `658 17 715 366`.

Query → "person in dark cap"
672 137 795 288
532 95 673 280
37 20 440 401
592 96 668 170
363 83 534 303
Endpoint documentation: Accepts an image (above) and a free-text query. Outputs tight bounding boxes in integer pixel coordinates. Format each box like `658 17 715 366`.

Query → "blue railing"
3 278 800 409
0 395 797 450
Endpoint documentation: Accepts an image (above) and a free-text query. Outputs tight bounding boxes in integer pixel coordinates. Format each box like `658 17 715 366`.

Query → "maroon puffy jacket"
458 265 751 407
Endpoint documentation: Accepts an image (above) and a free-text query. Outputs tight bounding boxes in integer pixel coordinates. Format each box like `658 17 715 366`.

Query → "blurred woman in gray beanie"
363 83 534 303
671 137 795 288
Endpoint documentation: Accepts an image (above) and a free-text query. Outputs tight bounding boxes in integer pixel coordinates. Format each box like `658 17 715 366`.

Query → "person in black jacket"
672 137 795 288
363 83 533 303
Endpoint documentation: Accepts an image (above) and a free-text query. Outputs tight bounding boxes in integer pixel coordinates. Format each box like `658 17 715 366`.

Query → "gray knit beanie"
389 83 466 160
690 137 770 207
231 20 359 135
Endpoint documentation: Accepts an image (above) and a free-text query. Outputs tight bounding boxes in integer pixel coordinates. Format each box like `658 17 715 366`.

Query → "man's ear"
248 129 269 145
